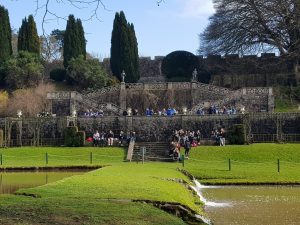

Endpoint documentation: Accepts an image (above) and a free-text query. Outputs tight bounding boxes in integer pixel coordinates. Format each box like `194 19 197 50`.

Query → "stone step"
132 142 173 162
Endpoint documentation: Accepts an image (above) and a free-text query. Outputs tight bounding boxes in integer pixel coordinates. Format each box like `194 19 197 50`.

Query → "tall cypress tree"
0 5 12 63
0 5 12 85
110 12 121 80
128 24 139 82
17 15 40 54
17 18 27 52
63 15 86 68
27 15 40 54
110 11 139 83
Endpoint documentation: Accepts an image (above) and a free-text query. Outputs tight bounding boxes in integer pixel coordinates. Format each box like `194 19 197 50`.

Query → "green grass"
186 143 300 184
0 195 187 225
0 147 125 167
0 164 202 225
274 98 299 112
1 144 300 224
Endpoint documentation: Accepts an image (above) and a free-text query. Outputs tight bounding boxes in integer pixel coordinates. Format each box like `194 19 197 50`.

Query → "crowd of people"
82 109 104 117
169 129 201 160
168 127 227 161
77 105 244 118
89 130 136 147
197 105 239 115
211 128 226 146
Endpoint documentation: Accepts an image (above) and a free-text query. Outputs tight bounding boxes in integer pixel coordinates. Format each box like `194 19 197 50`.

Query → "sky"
2 0 215 60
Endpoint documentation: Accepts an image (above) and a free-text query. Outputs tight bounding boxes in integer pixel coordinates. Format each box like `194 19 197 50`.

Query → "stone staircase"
131 142 173 162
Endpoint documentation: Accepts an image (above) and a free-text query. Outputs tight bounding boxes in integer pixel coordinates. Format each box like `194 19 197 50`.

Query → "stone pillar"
191 81 197 108
242 88 247 95
70 92 77 116
119 83 127 111
268 87 275 112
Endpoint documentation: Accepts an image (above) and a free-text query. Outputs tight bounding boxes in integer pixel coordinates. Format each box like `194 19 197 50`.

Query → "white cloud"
179 0 215 19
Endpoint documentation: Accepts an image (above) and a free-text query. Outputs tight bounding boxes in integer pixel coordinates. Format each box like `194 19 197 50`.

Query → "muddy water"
202 185 300 225
0 170 89 194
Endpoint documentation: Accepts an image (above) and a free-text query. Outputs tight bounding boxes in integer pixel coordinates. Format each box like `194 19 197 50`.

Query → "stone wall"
1 113 300 146
76 113 300 142
48 82 274 116
44 54 298 88
101 53 298 88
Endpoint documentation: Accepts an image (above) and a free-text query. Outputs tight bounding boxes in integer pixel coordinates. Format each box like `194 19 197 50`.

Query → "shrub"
4 51 43 89
227 124 246 145
50 68 66 82
161 50 200 81
64 127 86 147
75 131 86 147
6 83 55 117
0 129 3 147
0 91 8 116
64 126 78 147
66 56 112 90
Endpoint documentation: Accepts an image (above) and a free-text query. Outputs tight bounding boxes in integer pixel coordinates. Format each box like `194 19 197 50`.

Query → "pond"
201 185 300 225
0 170 91 194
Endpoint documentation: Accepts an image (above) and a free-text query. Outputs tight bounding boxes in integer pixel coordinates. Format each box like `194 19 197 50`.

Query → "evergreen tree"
27 15 40 54
128 24 139 82
110 11 139 83
0 5 12 85
110 12 121 80
0 5 12 63
17 18 27 52
17 15 40 54
63 15 86 68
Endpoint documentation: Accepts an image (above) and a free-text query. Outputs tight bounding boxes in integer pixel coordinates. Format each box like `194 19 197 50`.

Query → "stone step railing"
126 140 135 161
192 87 272 112
74 92 122 115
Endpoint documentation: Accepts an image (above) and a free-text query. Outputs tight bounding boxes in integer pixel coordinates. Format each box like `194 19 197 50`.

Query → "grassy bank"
0 144 300 224
0 164 203 225
0 147 125 167
186 143 300 184
1 144 300 184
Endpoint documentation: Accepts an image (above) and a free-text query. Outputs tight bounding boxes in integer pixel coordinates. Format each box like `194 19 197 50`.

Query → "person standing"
107 130 114 146
93 130 100 147
184 139 191 159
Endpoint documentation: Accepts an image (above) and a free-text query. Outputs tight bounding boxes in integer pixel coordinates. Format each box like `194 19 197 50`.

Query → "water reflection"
0 170 89 194
202 185 300 225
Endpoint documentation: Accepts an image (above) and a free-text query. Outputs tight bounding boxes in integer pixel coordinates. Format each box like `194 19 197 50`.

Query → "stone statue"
121 70 126 83
192 68 198 81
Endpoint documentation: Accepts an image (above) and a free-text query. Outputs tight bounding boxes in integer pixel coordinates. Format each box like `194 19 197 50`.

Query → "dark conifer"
110 11 139 83
27 15 40 54
17 15 40 54
0 5 12 62
63 15 86 68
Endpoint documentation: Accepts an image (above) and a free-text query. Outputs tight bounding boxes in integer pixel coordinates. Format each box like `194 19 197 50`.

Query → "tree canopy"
200 0 300 58
18 15 40 55
63 15 86 68
66 56 113 90
3 51 43 89
161 51 200 82
110 11 139 83
0 5 12 63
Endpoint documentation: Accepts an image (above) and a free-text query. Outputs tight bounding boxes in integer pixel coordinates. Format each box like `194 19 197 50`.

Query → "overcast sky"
2 0 215 59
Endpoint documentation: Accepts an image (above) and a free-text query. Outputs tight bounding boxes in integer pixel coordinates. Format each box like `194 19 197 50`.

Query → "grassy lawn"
186 143 300 184
0 164 202 225
0 195 188 225
0 147 125 167
0 143 300 224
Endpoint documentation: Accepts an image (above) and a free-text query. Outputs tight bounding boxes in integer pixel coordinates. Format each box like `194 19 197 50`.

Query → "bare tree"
29 0 164 31
200 0 300 58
